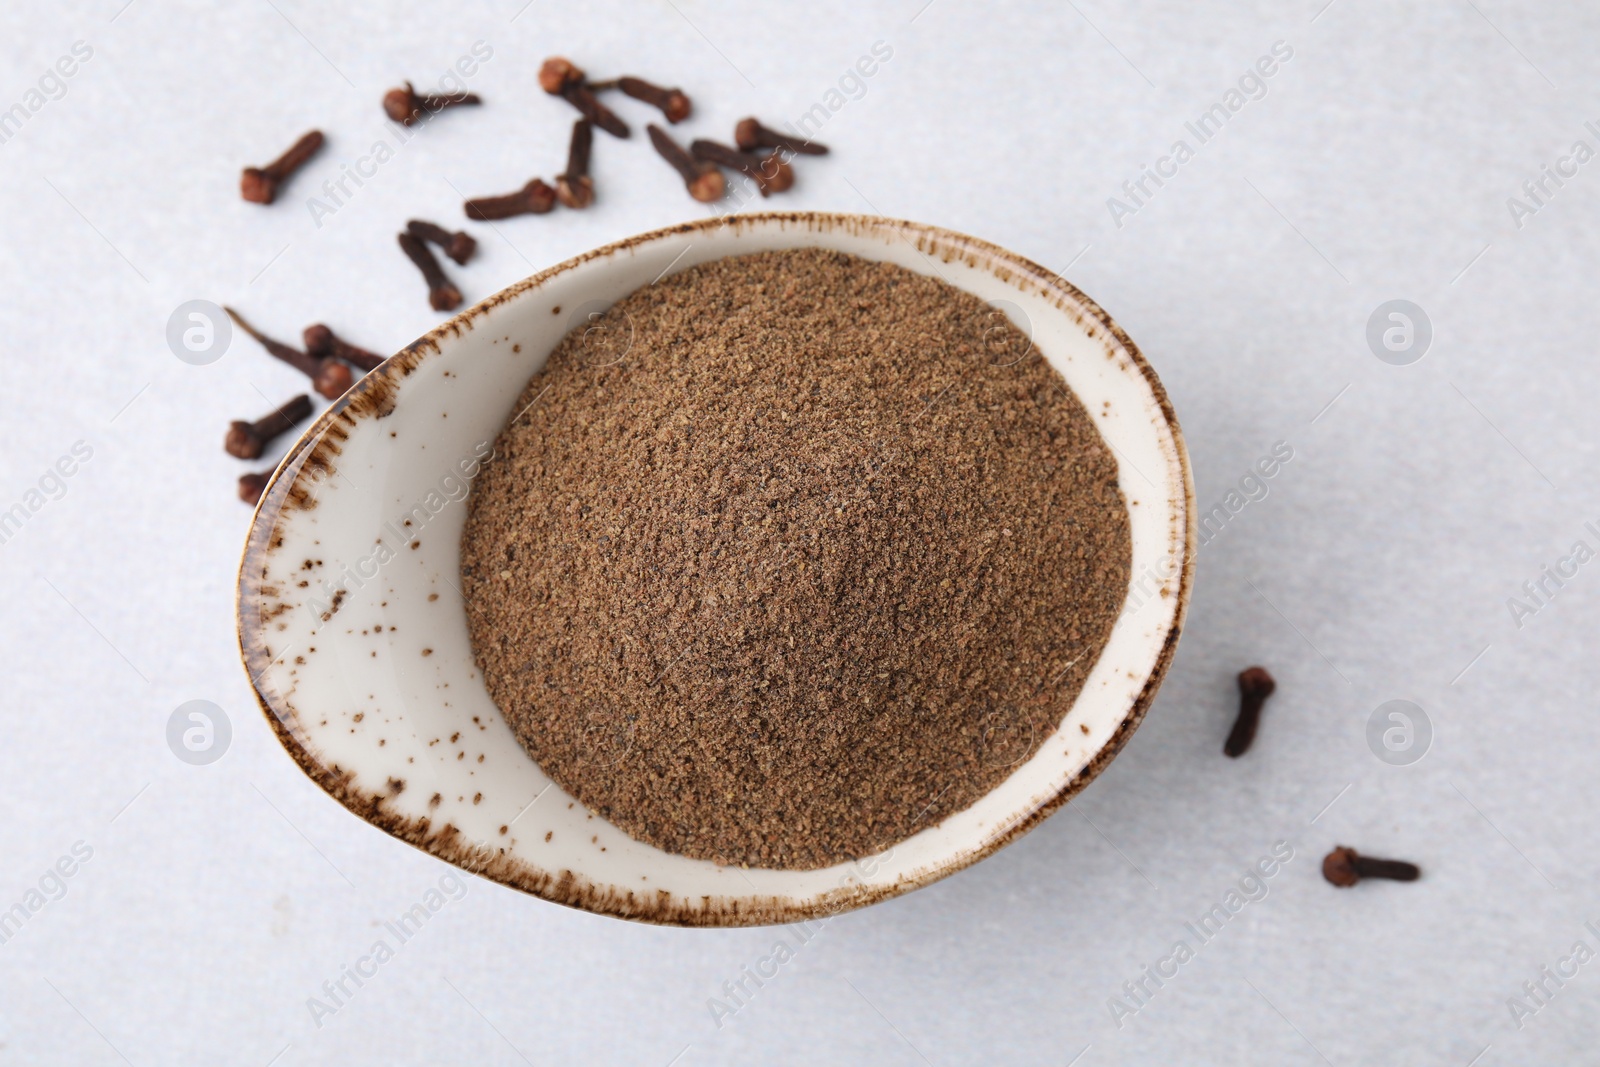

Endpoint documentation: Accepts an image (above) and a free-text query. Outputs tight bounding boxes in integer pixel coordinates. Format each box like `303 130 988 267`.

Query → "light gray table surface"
4 2 1598 1064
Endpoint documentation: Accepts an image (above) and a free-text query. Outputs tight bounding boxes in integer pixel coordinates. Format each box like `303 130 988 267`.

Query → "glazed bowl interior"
237 212 1193 927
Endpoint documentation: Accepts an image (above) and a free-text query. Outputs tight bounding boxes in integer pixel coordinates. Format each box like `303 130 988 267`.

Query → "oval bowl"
236 211 1195 927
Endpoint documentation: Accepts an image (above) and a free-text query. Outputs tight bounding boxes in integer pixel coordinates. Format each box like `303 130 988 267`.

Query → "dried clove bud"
648 124 724 203
225 394 313 460
1224 666 1275 758
690 139 793 196
224 307 353 400
240 130 324 205
239 470 273 505
734 117 827 156
303 324 385 372
592 76 691 123
538 57 585 95
406 219 476 265
383 81 482 126
1322 847 1422 887
556 119 595 209
398 232 462 311
464 178 557 220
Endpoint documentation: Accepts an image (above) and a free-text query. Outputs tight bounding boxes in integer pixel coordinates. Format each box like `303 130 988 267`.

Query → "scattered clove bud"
463 178 557 221
240 130 324 205
538 57 586 95
690 139 794 196
224 307 354 400
560 81 629 138
1224 666 1275 758
239 470 273 505
1322 846 1421 887
382 81 482 126
225 394 313 460
556 119 595 209
406 219 476 265
303 324 385 372
734 117 827 156
592 76 691 123
648 124 724 203
398 232 462 311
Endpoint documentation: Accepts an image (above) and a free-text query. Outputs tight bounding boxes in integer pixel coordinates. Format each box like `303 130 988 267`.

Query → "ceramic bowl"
236 212 1194 927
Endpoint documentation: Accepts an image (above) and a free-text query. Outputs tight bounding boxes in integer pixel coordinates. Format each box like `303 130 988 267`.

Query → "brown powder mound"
460 248 1130 870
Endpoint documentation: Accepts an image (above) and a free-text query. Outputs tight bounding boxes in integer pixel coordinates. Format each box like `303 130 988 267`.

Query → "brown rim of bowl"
236 211 1197 927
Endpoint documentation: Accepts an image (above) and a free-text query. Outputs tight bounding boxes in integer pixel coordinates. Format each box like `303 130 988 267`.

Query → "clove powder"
461 249 1131 869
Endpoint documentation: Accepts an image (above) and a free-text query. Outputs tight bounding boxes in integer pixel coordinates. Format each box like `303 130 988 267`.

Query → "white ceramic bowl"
237 212 1194 927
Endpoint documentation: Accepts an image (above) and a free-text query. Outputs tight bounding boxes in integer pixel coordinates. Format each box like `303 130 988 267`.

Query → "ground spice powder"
461 248 1130 869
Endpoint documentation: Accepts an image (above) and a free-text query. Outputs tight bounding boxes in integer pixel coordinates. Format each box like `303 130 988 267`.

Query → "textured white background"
3 1 1598 1064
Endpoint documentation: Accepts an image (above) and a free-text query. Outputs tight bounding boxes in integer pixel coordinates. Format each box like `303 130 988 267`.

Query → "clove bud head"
557 174 595 210
689 169 725 203
733 117 763 152
443 231 476 264
659 90 691 124
1238 665 1276 698
755 154 794 195
539 57 585 95
523 179 558 214
302 323 336 358
383 85 420 125
239 168 276 204
239 471 272 505
1322 847 1361 887
314 359 355 400
429 282 463 313
225 422 265 460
